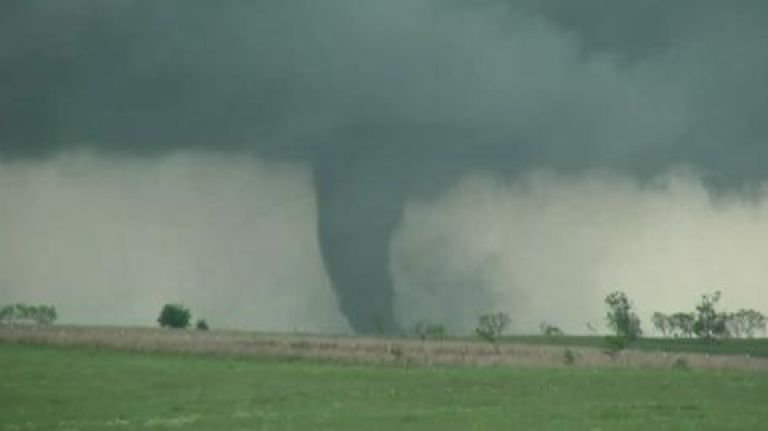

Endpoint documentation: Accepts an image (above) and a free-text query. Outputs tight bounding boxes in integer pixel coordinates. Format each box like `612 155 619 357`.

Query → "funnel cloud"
2 1 768 332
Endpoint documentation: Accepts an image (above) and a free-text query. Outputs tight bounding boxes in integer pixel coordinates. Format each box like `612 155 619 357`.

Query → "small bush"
603 335 628 359
195 319 210 331
388 344 404 361
540 322 565 337
157 304 191 329
563 349 576 366
672 357 690 371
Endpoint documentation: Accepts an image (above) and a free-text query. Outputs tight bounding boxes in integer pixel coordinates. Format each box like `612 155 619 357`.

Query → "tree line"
604 290 766 350
466 290 766 355
651 291 766 339
0 304 57 325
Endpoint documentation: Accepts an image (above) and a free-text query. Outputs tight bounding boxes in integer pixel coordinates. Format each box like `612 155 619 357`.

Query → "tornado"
313 144 406 333
311 126 500 333
2 1 768 332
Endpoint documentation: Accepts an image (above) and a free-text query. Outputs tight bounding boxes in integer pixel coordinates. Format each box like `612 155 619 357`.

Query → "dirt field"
2 325 767 370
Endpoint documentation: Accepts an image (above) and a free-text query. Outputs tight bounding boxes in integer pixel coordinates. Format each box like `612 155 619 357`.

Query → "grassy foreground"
2 344 767 430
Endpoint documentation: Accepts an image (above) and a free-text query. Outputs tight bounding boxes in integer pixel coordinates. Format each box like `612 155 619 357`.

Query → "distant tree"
743 309 767 338
0 304 19 324
476 312 511 349
726 309 766 339
585 322 598 334
13 304 29 322
652 312 672 337
604 291 642 342
410 322 447 340
693 291 728 340
0 304 57 325
157 304 191 329
16 304 30 321
668 312 695 338
34 305 57 325
724 312 741 338
539 322 564 337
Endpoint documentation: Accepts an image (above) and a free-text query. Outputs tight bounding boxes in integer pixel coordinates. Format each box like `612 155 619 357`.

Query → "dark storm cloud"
2 0 767 331
3 0 767 169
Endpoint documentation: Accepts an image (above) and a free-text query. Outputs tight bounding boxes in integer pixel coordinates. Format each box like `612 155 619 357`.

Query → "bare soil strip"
2 325 767 370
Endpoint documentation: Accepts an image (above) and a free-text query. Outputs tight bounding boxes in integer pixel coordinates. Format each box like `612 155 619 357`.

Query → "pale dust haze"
393 170 768 334
0 152 348 332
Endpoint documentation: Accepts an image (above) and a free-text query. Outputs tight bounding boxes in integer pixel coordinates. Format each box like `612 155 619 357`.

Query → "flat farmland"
2 327 768 430
2 326 768 370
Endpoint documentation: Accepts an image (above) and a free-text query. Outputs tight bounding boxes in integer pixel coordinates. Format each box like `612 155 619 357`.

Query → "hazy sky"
1 1 767 333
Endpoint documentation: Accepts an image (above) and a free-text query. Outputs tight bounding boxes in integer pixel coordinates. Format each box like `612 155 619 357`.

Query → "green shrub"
672 357 690 371
157 304 191 329
195 319 210 331
389 344 404 359
540 322 565 337
563 349 576 365
603 335 628 359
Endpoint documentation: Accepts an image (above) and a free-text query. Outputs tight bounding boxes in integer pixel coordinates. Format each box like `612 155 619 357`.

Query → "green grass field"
2 343 767 430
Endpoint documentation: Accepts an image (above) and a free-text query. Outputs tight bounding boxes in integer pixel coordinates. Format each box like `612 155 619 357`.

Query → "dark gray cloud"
2 1 767 331
5 1 766 163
